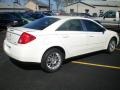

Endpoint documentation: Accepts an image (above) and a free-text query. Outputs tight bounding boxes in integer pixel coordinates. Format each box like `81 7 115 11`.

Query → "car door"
81 19 106 52
56 19 87 57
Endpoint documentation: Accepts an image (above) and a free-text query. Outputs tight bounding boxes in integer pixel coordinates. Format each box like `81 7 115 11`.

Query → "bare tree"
54 0 64 12
63 0 68 6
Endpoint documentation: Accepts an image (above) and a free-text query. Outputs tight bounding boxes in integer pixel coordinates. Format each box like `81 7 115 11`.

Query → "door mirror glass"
103 15 106 19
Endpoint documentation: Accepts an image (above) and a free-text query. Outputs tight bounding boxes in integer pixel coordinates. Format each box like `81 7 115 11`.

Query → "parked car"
71 13 92 18
30 11 54 19
0 12 33 29
93 10 120 32
30 12 45 19
0 13 22 29
11 12 34 25
14 12 34 21
42 11 54 16
4 16 119 72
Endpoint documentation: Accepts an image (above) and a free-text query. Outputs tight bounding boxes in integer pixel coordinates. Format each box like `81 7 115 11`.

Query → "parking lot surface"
0 30 120 90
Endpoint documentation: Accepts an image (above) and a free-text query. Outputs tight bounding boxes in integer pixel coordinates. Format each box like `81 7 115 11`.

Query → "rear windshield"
23 17 59 30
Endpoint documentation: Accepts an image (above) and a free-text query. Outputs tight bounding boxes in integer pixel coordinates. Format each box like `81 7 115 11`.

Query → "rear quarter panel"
29 32 71 60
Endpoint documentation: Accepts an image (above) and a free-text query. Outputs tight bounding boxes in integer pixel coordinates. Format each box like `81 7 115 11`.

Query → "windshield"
23 17 59 30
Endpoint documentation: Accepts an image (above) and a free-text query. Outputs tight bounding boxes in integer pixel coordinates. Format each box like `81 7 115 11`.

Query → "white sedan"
3 16 119 72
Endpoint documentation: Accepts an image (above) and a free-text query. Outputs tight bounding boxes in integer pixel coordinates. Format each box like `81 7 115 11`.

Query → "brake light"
18 32 36 44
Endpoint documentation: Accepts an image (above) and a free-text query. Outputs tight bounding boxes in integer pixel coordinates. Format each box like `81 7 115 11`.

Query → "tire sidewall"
41 48 64 73
107 39 116 53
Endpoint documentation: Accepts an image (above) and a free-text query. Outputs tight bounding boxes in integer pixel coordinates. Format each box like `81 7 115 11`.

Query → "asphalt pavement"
0 30 120 90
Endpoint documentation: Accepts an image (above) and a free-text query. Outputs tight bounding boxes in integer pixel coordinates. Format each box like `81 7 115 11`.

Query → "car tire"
41 48 64 73
107 38 116 53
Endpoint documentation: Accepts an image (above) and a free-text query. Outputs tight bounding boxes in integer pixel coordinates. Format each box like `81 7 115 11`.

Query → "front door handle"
113 19 116 21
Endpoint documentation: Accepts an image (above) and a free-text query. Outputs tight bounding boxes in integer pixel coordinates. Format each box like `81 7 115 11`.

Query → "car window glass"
9 13 21 20
0 14 10 19
57 19 83 31
0 14 5 19
105 11 116 18
24 17 59 30
82 20 103 32
12 15 20 20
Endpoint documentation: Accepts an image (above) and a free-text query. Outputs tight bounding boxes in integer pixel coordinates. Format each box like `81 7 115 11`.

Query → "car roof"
45 16 96 24
46 16 89 20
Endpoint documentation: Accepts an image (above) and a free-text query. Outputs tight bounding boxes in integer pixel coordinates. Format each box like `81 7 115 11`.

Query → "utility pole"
13 1 17 12
77 1 78 15
49 0 50 11
51 4 53 11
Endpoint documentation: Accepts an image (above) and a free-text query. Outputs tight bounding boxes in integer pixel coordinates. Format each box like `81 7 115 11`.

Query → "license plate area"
6 31 20 45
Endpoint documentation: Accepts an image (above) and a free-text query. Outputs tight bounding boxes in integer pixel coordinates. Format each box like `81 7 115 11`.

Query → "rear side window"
57 19 83 31
24 17 59 30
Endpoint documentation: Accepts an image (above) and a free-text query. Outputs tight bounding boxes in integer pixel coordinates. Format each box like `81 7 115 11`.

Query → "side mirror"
103 16 105 19
23 19 28 24
95 20 101 24
7 21 18 28
101 28 106 34
12 21 18 26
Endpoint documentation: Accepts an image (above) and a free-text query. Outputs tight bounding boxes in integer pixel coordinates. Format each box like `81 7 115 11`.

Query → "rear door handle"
63 35 69 38
89 36 94 37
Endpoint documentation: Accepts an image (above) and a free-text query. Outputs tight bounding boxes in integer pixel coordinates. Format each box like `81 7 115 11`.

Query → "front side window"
82 20 103 32
104 11 116 18
57 19 83 31
24 17 59 30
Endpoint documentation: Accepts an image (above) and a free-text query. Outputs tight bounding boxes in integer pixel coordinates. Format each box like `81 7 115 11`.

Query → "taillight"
18 32 36 44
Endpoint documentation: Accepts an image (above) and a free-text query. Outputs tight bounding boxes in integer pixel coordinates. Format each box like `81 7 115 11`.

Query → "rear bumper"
3 40 43 63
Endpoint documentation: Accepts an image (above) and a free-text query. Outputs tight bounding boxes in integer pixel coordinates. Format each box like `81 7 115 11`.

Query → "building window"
70 9 74 14
85 9 89 14
99 10 104 17
68 0 73 4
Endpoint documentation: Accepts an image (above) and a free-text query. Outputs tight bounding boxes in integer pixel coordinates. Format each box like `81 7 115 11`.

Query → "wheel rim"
46 52 62 70
109 40 116 52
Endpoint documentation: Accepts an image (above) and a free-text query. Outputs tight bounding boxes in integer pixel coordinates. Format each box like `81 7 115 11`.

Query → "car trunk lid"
6 27 36 45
